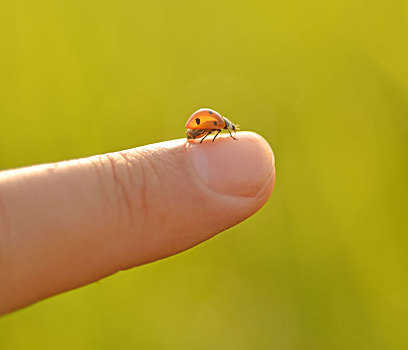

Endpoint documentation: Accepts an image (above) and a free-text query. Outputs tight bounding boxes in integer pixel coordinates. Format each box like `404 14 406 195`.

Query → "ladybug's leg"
227 128 238 140
199 130 213 143
212 130 221 142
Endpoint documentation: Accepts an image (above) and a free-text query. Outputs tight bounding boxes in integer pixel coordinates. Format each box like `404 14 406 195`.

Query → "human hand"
0 132 275 315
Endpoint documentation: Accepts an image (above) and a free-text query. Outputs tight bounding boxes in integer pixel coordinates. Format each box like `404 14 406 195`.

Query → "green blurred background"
0 0 407 349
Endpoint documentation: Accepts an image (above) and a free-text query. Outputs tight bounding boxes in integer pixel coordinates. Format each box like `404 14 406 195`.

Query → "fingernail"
188 132 275 197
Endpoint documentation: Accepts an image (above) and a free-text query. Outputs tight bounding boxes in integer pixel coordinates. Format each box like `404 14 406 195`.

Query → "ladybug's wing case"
185 108 225 129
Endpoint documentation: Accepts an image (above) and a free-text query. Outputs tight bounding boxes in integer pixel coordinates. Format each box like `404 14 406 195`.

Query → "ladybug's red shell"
185 108 226 130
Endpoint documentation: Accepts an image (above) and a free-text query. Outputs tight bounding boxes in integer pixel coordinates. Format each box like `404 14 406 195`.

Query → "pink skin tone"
0 132 275 315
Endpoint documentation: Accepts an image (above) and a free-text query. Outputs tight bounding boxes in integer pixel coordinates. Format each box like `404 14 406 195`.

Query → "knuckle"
92 151 155 235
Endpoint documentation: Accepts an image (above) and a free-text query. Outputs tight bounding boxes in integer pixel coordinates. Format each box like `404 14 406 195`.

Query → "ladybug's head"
223 117 239 133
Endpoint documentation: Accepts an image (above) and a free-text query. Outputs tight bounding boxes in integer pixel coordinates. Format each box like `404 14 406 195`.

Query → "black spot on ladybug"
214 121 217 126
195 118 200 125
208 110 213 114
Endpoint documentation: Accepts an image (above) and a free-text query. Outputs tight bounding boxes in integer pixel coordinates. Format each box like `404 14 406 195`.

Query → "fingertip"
188 131 275 198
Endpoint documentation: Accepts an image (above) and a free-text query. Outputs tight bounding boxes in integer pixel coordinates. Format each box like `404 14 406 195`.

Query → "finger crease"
106 154 134 225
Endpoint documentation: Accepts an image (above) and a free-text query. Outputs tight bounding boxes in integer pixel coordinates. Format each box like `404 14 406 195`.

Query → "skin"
0 132 275 315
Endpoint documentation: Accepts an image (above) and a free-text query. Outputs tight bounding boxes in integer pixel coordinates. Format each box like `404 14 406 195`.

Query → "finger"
0 131 275 314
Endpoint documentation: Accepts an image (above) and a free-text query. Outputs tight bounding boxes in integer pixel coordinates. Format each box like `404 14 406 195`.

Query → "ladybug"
185 108 239 143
